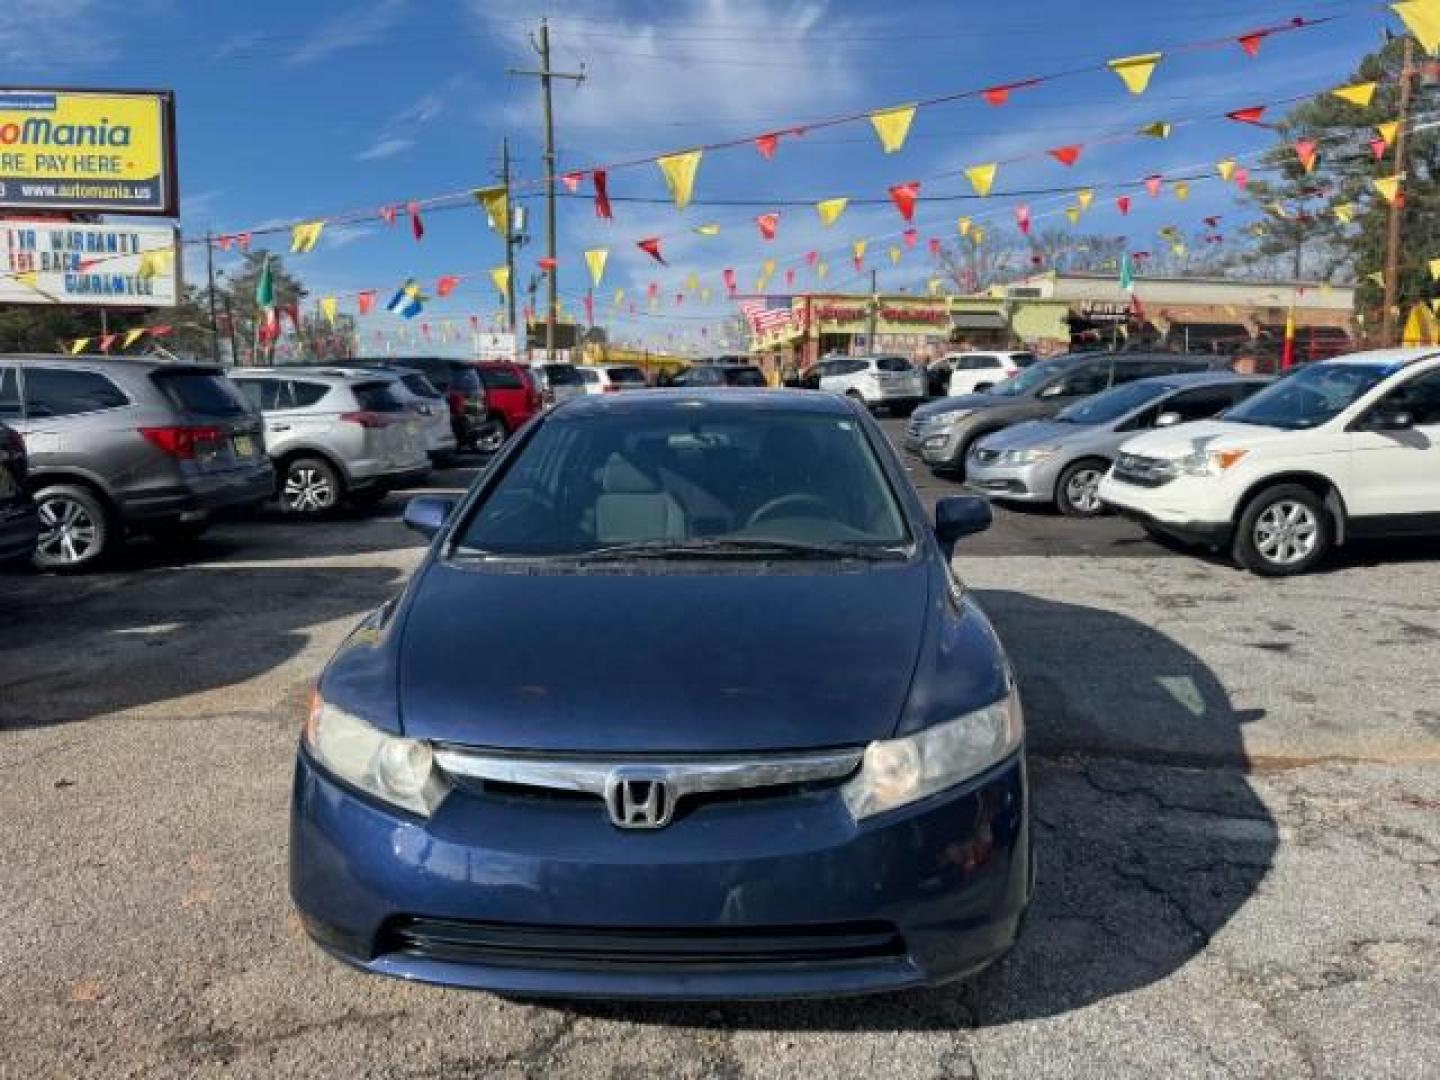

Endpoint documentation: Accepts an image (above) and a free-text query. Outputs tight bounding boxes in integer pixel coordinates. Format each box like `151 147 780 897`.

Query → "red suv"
472 361 542 452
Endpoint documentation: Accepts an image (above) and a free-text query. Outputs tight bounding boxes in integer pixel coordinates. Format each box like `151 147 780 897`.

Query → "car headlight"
304 693 450 817
934 410 971 425
1002 446 1058 465
1175 447 1248 477
842 685 1023 821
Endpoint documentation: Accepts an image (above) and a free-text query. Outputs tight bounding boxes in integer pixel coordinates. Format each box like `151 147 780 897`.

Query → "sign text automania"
0 118 133 148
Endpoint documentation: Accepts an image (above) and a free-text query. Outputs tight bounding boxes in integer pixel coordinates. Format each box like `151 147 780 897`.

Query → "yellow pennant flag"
1430 257 1440 281
1077 189 1094 211
1174 181 1190 200
1065 206 1081 225
888 246 902 265
1217 158 1237 182
927 278 942 296
489 265 511 300
852 239 868 262
972 227 986 245
1376 120 1401 146
122 327 146 349
816 261 829 280
16 270 38 289
965 162 998 197
70 337 89 355
868 104 917 153
762 258 776 278
656 149 702 209
613 288 625 306
1139 120 1172 139
1433 299 1440 316
321 296 338 327
815 197 848 226
1402 302 1439 345
473 186 509 236
956 216 972 236
1367 270 1385 286
583 248 608 288
290 220 325 253
1332 82 1377 107
753 277 766 294
693 223 720 236
137 249 173 280
1333 203 1356 223
1392 0 1440 53
1108 52 1162 95
685 272 699 292
1373 175 1403 204
700 286 712 302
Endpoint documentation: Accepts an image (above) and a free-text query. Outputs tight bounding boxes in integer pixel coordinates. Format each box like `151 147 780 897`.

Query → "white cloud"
0 0 110 71
355 137 414 162
287 0 409 66
214 30 264 60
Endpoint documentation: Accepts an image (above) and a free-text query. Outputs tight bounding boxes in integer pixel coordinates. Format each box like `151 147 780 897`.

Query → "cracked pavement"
1 435 1437 1079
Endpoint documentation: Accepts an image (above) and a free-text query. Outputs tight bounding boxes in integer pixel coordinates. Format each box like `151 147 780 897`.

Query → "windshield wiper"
577 537 911 562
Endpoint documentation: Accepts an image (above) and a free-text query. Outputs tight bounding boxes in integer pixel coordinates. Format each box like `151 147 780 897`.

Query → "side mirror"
1368 408 1414 432
935 495 992 555
403 496 456 539
1154 411 1183 428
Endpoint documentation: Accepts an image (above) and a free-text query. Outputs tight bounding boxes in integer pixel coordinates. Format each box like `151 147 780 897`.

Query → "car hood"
975 418 1093 451
394 560 933 753
913 393 1004 421
1118 419 1296 460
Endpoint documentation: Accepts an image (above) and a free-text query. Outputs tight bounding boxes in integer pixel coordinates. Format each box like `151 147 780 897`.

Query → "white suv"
1098 347 1440 576
817 355 927 413
945 351 1035 396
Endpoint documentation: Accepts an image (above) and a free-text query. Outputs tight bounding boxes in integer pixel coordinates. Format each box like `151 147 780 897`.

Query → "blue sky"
6 0 1392 353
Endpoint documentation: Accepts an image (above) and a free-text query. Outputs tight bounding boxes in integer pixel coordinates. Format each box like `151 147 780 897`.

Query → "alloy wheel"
284 466 337 513
1063 468 1104 514
37 495 101 566
1253 500 1319 567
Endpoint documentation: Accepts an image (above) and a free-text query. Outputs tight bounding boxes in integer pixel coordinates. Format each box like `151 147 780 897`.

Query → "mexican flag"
255 255 280 343
1119 252 1145 322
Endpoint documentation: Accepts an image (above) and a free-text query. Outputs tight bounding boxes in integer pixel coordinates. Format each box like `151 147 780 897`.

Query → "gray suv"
904 352 1223 475
229 367 430 515
0 356 273 569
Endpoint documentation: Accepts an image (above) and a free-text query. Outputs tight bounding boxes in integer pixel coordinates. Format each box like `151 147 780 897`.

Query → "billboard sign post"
0 88 178 216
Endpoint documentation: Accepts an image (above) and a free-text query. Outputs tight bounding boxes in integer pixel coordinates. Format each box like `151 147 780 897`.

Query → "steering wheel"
746 493 831 528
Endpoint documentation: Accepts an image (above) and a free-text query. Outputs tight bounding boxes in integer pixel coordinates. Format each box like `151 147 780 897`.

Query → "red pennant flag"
756 213 778 240
1015 205 1031 234
1237 31 1267 56
628 303 636 315
98 333 117 353
1294 138 1318 172
982 86 1010 107
1144 175 1163 197
236 233 251 252
1132 251 1151 262
1233 167 1250 189
421 323 431 340
805 250 818 267
723 267 737 293
1030 254 1044 266
1203 215 1222 228
216 235 232 251
888 181 920 223
754 133 779 160
593 169 613 220
928 237 942 255
523 305 534 322
647 281 660 298
537 257 557 272
1047 145 1082 166
638 237 666 264
1370 137 1387 161
380 205 397 225
149 325 173 337
584 292 595 324
903 228 918 248
436 275 460 297
1116 196 1132 215
408 201 424 240
357 290 377 315
784 268 795 287
675 293 684 307
469 315 480 332
561 171 583 193
1226 106 1267 125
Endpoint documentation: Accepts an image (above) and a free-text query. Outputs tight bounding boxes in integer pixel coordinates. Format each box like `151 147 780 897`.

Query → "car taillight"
340 411 394 429
602 383 620 393
140 425 225 459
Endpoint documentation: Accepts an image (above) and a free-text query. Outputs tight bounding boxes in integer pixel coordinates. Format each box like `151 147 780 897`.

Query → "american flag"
736 296 793 335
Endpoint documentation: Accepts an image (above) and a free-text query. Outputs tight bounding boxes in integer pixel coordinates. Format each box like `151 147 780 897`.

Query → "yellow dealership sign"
0 88 177 215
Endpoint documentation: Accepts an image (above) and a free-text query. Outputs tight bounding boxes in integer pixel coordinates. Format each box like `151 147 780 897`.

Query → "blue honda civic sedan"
290 388 1031 999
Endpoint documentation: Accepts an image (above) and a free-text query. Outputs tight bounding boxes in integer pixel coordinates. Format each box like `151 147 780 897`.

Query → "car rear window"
608 366 647 385
352 381 409 412
152 370 251 417
723 367 767 387
400 373 443 399
542 364 583 385
477 366 525 391
875 357 913 373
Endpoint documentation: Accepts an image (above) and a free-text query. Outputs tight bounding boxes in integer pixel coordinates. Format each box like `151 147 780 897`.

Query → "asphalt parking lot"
2 421 1438 1079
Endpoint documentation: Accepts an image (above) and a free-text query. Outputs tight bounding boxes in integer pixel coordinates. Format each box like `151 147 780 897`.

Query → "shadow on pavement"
0 564 406 729
558 590 1278 1031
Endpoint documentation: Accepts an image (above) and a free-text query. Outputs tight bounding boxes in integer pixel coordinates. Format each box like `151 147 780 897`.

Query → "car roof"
554 388 852 418
232 365 392 382
1 353 219 373
1314 347 1440 368
1137 370 1271 390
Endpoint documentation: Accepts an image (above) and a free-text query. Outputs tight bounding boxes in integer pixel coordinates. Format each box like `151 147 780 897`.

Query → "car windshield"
722 367 767 386
607 366 647 385
453 406 911 559
1056 380 1172 424
542 365 583 385
1223 363 1391 430
985 358 1072 397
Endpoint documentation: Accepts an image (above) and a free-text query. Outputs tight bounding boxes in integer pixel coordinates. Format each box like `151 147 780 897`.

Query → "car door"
1345 365 1440 520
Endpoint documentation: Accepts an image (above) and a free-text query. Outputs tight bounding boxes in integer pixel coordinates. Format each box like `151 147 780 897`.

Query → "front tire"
1233 483 1330 576
33 484 112 571
280 457 342 516
1056 459 1109 518
475 417 509 455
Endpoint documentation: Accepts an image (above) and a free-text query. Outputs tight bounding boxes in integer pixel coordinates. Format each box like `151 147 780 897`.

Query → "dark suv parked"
905 352 1224 475
361 357 488 451
0 421 38 565
0 356 272 569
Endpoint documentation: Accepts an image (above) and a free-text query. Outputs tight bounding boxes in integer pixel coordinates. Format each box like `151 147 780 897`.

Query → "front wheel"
475 417 509 455
1233 484 1330 576
1056 459 1109 518
280 457 342 516
33 484 112 571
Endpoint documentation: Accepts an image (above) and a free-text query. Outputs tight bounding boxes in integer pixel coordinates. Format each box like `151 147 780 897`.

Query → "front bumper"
964 459 1056 504
291 748 1031 999
1097 473 1235 547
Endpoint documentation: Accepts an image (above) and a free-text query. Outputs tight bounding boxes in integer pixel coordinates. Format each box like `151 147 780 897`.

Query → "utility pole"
866 268 879 351
1382 36 1415 347
205 231 220 364
509 18 584 362
499 138 518 338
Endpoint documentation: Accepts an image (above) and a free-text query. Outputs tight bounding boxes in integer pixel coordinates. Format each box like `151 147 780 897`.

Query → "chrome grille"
1113 452 1175 488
